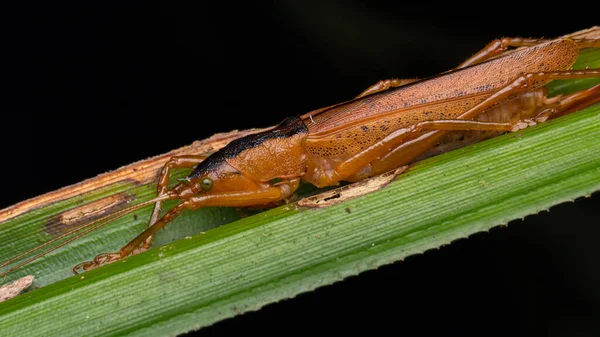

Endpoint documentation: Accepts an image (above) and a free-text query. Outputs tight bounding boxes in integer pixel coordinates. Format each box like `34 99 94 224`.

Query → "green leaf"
0 48 599 337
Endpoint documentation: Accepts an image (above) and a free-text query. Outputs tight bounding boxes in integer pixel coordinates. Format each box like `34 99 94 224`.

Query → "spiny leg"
145 155 207 249
459 37 600 69
330 68 600 183
73 180 299 273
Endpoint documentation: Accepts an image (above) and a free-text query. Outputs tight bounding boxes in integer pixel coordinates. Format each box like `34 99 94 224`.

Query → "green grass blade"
0 48 599 336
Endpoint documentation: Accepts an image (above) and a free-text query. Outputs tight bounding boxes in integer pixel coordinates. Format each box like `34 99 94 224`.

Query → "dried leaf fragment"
0 275 34 303
298 166 408 208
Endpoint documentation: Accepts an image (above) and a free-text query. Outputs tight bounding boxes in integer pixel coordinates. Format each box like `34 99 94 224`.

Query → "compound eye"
200 177 213 192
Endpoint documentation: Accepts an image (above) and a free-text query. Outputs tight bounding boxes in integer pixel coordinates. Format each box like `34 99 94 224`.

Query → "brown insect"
2 35 599 277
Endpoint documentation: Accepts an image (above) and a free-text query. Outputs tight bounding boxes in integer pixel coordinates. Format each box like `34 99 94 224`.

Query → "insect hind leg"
337 68 600 181
459 37 600 68
537 83 600 122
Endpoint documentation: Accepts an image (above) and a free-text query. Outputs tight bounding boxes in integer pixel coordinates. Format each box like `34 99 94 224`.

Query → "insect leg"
540 83 600 120
412 120 516 132
455 69 600 120
357 39 558 98
458 38 600 68
367 69 600 176
73 180 299 273
355 78 419 98
358 37 600 99
459 38 548 68
333 68 600 181
145 155 207 249
333 120 512 182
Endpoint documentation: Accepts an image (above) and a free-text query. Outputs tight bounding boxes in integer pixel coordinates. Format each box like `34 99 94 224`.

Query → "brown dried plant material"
44 192 134 235
0 275 34 303
298 166 408 208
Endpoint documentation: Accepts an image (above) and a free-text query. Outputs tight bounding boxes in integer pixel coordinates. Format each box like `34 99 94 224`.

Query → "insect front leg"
71 155 208 274
72 179 300 273
146 155 207 248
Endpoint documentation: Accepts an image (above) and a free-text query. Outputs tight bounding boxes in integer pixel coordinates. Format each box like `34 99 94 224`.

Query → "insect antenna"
0 195 170 277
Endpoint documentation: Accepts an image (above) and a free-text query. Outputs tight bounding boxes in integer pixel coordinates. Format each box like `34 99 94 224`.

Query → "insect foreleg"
146 155 207 248
73 180 300 273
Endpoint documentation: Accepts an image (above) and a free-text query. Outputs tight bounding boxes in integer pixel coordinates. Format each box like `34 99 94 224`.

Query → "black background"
1 2 600 336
